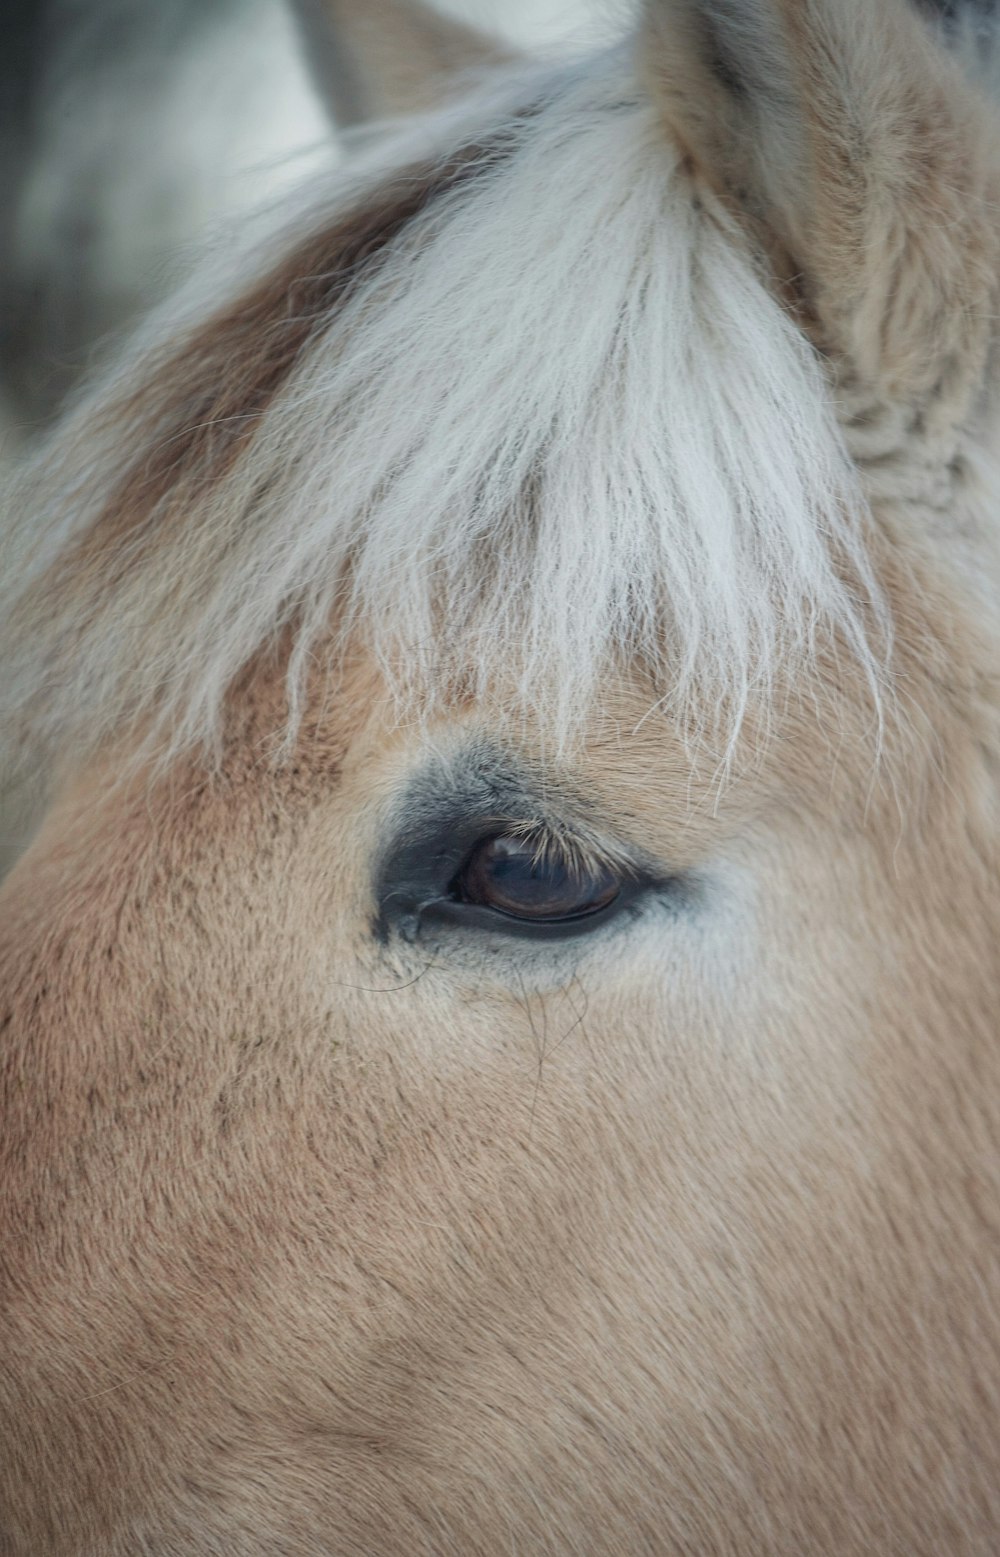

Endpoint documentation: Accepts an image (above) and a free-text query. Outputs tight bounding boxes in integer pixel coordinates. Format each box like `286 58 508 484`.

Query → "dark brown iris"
455 834 621 923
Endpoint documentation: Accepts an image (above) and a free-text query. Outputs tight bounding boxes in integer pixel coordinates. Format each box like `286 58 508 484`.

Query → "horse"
1 0 998 1551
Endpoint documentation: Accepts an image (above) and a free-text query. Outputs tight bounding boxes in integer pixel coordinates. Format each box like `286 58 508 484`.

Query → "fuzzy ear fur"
289 0 508 127
642 0 1000 420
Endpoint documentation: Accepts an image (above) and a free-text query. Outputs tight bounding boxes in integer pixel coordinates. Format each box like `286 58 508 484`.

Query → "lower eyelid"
410 884 642 943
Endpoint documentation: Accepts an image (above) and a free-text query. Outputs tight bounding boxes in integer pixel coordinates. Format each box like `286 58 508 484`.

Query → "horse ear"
642 0 1000 416
289 0 509 128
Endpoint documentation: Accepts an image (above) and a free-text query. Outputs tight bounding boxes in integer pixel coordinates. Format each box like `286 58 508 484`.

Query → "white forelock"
0 47 884 777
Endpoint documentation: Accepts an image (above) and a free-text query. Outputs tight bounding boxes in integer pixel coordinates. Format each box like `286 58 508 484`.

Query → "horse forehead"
57 654 852 874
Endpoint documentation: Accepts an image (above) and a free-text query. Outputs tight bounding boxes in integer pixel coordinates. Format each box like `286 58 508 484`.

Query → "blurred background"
0 0 618 446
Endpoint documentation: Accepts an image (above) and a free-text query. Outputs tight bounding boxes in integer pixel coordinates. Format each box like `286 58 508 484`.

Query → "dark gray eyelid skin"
372 745 682 945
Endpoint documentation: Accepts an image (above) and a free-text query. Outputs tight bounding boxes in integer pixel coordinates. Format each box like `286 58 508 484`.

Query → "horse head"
2 2 998 1551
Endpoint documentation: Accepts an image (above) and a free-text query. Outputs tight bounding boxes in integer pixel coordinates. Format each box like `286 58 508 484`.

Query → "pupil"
458 834 620 921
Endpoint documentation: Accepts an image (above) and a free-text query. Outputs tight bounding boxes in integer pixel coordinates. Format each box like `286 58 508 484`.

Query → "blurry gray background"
1 0 620 445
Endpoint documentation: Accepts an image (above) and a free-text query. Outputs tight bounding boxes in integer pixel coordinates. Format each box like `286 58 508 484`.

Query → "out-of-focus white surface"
199 0 634 263
437 0 625 49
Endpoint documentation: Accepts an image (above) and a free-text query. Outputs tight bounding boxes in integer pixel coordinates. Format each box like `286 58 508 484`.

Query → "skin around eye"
374 761 675 946
453 834 622 923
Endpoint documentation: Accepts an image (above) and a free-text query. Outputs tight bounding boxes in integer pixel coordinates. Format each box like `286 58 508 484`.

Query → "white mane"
0 47 884 780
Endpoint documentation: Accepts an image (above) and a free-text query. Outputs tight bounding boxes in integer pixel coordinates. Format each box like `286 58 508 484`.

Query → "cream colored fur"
1 2 999 1553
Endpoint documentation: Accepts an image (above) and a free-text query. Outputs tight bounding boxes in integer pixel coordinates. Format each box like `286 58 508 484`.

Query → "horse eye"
452 834 622 923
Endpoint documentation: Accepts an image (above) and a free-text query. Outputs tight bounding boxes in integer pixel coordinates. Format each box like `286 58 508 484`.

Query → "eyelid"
407 887 638 941
376 818 660 944
373 749 676 948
